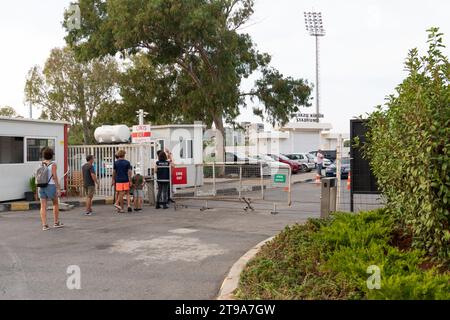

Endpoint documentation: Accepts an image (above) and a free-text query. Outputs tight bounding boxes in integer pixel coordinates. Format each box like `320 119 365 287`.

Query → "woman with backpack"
36 147 64 231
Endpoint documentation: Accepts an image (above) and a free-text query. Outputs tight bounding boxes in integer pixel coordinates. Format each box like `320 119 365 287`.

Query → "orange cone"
347 171 351 190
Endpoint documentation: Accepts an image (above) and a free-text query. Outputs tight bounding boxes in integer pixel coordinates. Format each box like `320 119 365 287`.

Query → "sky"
0 0 449 134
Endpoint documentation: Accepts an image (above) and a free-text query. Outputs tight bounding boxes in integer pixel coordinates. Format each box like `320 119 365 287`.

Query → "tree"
64 0 312 158
25 47 120 144
0 106 18 117
364 28 449 260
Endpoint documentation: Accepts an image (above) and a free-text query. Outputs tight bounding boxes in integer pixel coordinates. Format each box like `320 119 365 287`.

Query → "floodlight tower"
304 11 326 123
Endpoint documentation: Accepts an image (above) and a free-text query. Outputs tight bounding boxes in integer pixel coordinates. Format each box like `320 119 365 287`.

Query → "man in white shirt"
317 150 324 176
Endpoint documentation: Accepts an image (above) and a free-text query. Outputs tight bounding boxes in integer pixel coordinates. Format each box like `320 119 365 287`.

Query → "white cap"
135 168 142 175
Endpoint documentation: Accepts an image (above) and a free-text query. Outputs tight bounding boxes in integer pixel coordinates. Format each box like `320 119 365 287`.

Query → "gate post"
239 165 243 198
260 162 264 200
212 162 216 196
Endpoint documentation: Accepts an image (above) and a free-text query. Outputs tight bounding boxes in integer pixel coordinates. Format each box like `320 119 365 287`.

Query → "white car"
252 154 291 176
284 153 316 172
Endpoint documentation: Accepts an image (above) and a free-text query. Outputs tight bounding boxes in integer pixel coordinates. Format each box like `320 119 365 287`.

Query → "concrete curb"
0 198 115 213
217 236 275 300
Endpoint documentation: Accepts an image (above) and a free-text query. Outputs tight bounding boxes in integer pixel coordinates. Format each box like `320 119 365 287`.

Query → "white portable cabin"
151 123 204 188
0 117 69 202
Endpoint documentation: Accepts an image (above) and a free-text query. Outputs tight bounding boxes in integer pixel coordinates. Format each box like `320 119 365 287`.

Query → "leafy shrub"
363 28 450 260
237 210 450 300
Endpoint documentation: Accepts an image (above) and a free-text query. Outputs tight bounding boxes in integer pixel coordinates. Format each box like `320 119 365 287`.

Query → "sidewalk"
0 196 114 213
0 172 318 213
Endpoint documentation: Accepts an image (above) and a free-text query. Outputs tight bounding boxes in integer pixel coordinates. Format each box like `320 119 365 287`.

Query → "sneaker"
156 206 161 209
114 204 122 211
53 222 64 229
85 212 92 216
42 225 50 231
128 207 133 213
163 205 169 210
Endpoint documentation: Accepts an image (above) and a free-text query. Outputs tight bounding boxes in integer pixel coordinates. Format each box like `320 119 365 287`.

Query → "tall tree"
0 106 18 117
25 47 120 144
64 0 312 157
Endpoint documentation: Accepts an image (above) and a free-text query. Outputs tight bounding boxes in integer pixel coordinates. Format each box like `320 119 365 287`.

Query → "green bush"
237 210 450 300
363 28 450 260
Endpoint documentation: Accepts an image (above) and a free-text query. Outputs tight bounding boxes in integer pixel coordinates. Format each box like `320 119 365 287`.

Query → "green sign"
273 174 287 184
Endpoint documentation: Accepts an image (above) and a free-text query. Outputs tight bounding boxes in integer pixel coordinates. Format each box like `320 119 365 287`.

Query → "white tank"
94 125 131 144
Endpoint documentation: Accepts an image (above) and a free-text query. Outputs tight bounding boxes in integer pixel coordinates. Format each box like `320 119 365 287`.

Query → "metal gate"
68 144 155 197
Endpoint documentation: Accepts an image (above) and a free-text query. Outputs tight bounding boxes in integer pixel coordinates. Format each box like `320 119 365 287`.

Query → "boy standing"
82 155 98 216
131 168 145 211
112 150 132 213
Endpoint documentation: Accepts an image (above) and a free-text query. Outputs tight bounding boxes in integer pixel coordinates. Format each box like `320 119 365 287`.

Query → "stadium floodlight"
304 11 326 122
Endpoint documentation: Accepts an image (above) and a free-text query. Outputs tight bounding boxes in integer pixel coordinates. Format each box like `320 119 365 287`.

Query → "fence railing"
172 163 292 206
68 144 154 197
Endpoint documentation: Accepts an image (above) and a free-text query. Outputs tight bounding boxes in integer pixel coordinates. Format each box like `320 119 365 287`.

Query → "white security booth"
151 123 205 189
0 117 69 202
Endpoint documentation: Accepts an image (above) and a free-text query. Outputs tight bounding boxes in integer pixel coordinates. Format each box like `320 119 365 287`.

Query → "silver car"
284 153 315 172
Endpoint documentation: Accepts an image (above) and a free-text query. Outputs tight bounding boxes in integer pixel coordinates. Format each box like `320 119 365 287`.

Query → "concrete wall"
0 120 66 202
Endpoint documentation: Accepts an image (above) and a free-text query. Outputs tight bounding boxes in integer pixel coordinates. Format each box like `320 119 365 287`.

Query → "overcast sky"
1 0 449 133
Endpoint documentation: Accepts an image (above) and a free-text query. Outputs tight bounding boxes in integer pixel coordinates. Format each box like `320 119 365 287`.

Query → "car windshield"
341 158 350 165
278 154 290 161
258 155 274 162
306 154 314 160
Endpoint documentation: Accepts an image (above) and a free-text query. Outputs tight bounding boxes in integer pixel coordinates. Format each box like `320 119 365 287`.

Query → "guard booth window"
27 138 55 161
180 139 193 159
0 136 24 164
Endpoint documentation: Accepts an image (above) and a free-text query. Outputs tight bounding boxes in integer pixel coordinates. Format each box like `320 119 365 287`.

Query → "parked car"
252 154 291 176
325 157 351 179
266 154 300 174
284 153 315 172
308 151 332 168
224 152 267 177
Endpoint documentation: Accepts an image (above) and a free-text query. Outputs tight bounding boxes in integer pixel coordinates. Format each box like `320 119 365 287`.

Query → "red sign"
132 125 152 143
131 132 152 138
172 167 187 185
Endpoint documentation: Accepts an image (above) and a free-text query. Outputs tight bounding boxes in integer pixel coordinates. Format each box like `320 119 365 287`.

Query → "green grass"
236 209 450 300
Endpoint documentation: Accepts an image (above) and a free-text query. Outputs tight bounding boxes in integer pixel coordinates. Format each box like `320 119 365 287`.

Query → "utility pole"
136 109 148 126
304 11 326 123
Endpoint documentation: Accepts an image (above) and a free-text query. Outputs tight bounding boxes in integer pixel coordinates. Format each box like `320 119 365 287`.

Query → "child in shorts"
131 168 145 212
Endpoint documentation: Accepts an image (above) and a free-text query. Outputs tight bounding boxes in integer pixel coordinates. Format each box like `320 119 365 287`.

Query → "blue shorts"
39 184 57 200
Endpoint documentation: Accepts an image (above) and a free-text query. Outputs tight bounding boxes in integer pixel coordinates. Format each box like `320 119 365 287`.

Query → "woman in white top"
38 147 64 231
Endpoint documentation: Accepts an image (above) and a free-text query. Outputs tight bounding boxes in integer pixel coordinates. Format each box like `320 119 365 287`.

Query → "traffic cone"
347 171 351 191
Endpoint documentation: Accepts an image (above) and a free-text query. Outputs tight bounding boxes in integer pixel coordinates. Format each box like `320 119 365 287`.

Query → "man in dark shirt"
82 155 98 216
112 150 132 213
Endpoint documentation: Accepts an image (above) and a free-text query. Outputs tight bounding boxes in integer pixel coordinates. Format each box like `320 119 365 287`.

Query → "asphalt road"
0 183 327 300
0 180 384 300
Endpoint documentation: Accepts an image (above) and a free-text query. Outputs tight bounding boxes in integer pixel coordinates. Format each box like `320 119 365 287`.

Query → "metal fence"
68 144 154 197
172 163 292 206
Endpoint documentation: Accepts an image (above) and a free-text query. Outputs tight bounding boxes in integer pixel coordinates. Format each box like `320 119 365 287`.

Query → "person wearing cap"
131 168 145 212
